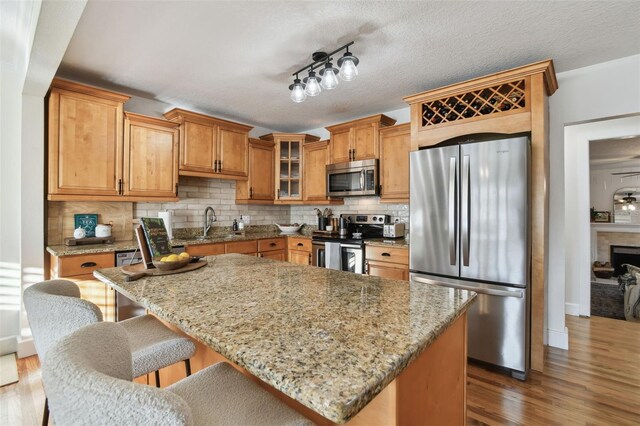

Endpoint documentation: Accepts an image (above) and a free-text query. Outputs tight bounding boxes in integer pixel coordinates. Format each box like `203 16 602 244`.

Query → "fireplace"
610 245 640 276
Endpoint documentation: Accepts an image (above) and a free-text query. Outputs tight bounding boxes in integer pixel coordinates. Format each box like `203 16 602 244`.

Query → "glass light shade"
630 204 636 211
304 73 322 97
290 82 306 103
320 68 339 90
339 58 358 81
623 205 628 211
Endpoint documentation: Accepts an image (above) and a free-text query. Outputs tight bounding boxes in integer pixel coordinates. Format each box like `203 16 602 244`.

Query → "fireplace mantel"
591 224 640 263
591 223 640 234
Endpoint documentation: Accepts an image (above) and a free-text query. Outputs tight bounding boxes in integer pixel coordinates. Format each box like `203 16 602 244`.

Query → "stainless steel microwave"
326 159 379 197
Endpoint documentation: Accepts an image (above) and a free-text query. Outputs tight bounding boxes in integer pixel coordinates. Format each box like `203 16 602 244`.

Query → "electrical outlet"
243 215 251 224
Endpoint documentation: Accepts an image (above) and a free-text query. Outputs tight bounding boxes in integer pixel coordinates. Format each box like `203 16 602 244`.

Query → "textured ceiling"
58 1 640 132
590 136 640 168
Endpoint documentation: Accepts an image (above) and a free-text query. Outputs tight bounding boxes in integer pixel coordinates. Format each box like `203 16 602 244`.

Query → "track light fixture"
289 41 359 103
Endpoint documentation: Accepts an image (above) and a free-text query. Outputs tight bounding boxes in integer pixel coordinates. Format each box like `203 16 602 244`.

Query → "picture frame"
593 211 611 223
74 213 98 237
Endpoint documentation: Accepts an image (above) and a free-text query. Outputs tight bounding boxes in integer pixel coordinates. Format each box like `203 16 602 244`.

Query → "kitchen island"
94 254 476 424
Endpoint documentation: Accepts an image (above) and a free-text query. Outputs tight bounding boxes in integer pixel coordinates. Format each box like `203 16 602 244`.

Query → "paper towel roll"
158 211 173 240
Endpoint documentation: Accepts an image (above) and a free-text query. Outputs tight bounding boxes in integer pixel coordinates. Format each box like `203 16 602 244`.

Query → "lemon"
160 257 168 262
166 254 180 262
179 252 190 259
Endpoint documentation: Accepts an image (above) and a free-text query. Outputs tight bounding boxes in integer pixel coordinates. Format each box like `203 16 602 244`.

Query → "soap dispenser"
232 219 238 232
238 215 245 231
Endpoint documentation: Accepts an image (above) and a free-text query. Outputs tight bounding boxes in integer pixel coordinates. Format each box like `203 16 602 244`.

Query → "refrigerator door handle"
412 276 524 298
448 157 457 265
461 155 470 267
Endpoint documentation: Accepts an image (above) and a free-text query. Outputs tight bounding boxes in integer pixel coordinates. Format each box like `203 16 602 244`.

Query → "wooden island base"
141 312 467 425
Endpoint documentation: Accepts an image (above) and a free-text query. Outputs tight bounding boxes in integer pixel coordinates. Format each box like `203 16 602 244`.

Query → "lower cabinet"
226 240 258 256
258 238 286 260
287 237 312 265
184 243 225 257
48 252 116 321
365 245 409 281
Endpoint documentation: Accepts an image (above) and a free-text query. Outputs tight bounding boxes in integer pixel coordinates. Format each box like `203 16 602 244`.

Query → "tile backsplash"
47 201 133 244
290 197 409 228
134 176 290 229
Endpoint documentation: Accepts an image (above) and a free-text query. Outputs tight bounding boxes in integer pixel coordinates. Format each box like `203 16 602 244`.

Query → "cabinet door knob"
297 243 304 247
270 242 277 247
81 262 97 268
381 253 391 257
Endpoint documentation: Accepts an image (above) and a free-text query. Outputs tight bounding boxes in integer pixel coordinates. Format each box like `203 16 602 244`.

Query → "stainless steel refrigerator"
409 134 530 380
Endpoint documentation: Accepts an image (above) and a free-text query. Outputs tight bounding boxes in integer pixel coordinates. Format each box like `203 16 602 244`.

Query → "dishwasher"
115 246 184 321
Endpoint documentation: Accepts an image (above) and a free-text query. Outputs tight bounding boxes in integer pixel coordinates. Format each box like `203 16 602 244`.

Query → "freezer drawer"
411 273 529 379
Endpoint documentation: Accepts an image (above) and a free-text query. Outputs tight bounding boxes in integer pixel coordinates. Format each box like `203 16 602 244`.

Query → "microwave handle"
360 170 365 190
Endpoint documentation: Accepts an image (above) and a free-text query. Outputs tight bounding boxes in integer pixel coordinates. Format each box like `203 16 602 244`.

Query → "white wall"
548 54 640 348
590 164 640 218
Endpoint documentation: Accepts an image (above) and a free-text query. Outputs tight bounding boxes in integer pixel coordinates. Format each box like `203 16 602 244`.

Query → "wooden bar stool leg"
154 370 161 388
184 359 192 377
42 398 49 426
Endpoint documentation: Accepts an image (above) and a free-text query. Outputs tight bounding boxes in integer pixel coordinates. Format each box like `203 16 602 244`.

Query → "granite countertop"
364 237 410 249
47 231 312 257
94 254 475 423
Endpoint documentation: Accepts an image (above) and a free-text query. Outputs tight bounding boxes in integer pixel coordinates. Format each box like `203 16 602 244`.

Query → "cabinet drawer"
186 243 225 257
365 245 409 265
258 238 285 252
259 250 286 261
226 240 258 254
366 260 409 281
56 252 116 278
287 237 311 252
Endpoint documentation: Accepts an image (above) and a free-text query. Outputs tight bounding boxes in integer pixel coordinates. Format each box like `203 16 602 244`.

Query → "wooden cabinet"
365 245 409 281
47 79 180 202
225 240 258 256
163 108 251 180
236 138 275 204
326 114 396 164
287 237 312 265
379 123 411 203
259 133 319 203
49 252 116 321
123 112 179 200
258 238 286 261
185 243 225 257
303 140 330 202
48 78 129 200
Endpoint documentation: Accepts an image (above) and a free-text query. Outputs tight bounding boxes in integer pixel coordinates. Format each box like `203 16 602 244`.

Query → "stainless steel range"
312 214 390 274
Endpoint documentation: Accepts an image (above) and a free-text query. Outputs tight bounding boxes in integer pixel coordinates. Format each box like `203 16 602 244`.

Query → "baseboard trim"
0 336 17 356
547 327 569 350
17 337 36 359
565 302 580 316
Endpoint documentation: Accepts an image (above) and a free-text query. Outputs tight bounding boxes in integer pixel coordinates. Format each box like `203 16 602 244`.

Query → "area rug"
0 353 18 387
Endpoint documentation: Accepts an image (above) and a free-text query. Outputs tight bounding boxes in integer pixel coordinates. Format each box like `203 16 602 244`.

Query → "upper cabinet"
163 108 251 180
260 133 319 203
303 140 330 202
123 112 179 199
48 78 129 199
379 123 411 203
325 114 396 164
48 79 179 202
236 138 275 204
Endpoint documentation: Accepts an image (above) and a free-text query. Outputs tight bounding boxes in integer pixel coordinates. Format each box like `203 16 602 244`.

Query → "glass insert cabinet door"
278 139 301 200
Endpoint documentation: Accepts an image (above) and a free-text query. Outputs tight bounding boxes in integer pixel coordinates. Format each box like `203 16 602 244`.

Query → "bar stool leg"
184 358 192 377
42 398 49 426
154 370 160 388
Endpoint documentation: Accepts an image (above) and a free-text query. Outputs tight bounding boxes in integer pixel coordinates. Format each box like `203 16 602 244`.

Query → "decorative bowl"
276 223 304 233
152 256 191 271
592 268 614 279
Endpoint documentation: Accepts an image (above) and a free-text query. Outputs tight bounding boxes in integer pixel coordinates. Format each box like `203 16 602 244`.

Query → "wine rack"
421 79 526 127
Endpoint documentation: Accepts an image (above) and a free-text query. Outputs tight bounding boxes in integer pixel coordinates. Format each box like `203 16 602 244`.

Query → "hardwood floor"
468 315 640 425
1 315 638 425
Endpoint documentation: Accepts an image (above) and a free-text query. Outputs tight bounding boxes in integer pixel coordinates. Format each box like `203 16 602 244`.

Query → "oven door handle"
340 244 362 249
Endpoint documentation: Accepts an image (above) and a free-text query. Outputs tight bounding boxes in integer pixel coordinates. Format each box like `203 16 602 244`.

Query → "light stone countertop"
94 254 476 423
364 237 410 249
46 231 312 257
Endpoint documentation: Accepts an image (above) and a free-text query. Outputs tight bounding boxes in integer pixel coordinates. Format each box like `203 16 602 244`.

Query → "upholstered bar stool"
43 322 313 425
24 280 196 425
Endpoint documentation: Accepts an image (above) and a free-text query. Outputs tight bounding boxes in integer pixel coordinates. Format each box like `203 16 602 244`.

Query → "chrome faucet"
203 207 217 237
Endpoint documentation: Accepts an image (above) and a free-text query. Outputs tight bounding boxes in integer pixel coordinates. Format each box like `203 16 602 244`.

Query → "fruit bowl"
275 223 304 233
153 255 191 271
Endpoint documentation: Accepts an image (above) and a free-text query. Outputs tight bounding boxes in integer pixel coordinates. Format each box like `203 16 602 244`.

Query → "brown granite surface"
364 238 410 249
94 254 475 423
47 229 312 257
